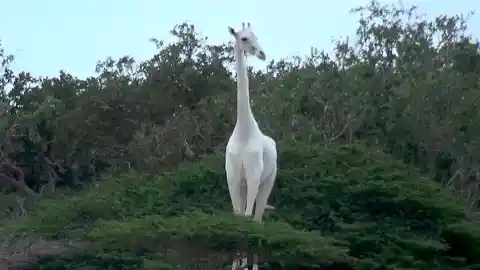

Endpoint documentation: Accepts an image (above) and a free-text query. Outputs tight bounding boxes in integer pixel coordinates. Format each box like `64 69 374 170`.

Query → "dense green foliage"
1 0 480 268
4 141 479 269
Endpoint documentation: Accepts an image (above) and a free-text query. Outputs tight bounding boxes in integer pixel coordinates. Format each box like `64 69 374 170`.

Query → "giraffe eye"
241 37 247 42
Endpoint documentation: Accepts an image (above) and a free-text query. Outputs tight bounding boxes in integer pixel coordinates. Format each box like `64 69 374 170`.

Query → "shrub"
4 140 479 269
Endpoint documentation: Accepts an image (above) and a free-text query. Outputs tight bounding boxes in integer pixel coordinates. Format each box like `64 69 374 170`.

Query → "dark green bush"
4 140 478 269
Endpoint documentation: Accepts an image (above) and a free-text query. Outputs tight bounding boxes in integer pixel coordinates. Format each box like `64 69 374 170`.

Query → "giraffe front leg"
243 154 263 218
244 175 262 217
226 154 245 215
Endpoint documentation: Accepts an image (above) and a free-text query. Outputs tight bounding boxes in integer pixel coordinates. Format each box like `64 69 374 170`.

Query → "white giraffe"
225 22 278 270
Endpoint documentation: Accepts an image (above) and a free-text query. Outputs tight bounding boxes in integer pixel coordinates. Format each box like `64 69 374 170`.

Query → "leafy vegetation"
4 142 479 269
1 1 480 269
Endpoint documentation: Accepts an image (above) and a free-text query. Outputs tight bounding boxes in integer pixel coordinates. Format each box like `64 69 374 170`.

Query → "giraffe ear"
228 27 236 37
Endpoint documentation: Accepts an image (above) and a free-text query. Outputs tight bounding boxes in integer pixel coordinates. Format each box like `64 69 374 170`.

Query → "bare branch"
183 140 196 160
447 168 463 187
329 114 352 142
15 196 27 216
0 173 37 197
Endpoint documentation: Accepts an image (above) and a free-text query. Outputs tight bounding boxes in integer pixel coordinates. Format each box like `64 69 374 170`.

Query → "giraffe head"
228 22 266 61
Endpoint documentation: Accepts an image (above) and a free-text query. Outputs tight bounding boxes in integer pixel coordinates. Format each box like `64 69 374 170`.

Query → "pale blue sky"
0 0 478 79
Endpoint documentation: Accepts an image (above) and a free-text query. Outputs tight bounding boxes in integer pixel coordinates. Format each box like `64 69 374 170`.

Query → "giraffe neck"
233 42 257 139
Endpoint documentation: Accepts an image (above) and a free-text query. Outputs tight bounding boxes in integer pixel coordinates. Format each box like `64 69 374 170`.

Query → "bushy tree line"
0 1 478 209
0 1 478 217
0 1 476 204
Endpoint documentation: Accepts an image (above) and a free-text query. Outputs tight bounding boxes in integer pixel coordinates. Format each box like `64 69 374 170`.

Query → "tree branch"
0 172 37 197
